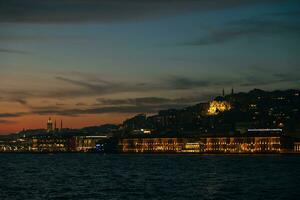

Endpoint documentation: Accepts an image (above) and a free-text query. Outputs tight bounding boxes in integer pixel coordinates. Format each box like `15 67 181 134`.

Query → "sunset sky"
0 0 300 134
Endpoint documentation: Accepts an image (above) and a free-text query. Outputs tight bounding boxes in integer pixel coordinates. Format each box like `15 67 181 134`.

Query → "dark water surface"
0 154 300 200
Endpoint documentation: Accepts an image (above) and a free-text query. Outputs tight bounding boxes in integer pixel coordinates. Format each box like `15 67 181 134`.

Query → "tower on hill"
47 117 53 132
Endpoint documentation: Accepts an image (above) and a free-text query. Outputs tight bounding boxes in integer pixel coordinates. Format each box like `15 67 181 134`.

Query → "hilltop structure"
47 118 53 132
46 117 64 132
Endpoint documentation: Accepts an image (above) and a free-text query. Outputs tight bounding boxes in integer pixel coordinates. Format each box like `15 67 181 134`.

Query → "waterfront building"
182 136 281 153
31 135 71 152
294 142 300 152
0 138 31 152
120 138 186 153
75 135 108 152
119 132 284 153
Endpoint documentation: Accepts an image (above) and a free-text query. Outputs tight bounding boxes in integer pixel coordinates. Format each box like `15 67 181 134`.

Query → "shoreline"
0 151 299 155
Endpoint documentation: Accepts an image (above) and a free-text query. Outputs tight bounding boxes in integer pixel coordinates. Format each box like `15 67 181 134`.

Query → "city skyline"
1 0 300 133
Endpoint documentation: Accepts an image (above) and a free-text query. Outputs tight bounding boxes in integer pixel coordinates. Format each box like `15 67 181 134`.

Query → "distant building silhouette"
47 117 53 132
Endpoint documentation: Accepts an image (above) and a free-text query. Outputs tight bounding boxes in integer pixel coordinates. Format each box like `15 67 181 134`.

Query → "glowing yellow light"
207 100 231 115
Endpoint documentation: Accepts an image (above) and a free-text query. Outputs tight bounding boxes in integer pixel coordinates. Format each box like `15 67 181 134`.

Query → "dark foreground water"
0 154 300 200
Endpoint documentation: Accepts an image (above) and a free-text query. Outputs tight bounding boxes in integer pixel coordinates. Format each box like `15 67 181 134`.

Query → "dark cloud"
55 102 66 106
0 113 26 118
53 73 300 99
23 95 206 116
31 103 191 117
0 34 90 42
0 48 30 54
181 18 300 46
0 103 186 117
266 10 300 17
164 72 299 89
76 102 87 106
0 119 16 124
56 75 232 96
55 76 148 95
0 0 276 24
0 93 214 118
2 95 207 117
165 76 210 89
240 73 300 87
0 96 28 105
14 99 28 105
56 76 106 91
98 97 172 105
0 74 237 103
97 96 205 106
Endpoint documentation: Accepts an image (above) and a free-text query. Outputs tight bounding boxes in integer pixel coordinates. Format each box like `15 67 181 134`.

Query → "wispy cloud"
265 10 300 17
0 103 187 117
55 75 234 95
14 98 28 106
180 15 300 46
0 119 16 124
241 73 300 87
31 104 191 117
55 76 149 95
0 48 30 54
0 113 26 118
0 0 277 24
164 76 210 89
96 96 207 106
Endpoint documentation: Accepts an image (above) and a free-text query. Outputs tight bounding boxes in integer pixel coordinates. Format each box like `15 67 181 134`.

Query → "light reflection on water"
0 154 300 200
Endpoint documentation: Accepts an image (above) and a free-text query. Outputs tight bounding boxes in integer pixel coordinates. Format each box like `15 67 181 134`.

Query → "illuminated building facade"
119 134 282 153
29 135 108 152
182 136 281 153
294 142 300 152
31 136 71 152
75 136 107 152
119 138 186 153
0 138 31 152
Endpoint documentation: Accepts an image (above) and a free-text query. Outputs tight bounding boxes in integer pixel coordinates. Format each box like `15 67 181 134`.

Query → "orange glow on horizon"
0 113 135 134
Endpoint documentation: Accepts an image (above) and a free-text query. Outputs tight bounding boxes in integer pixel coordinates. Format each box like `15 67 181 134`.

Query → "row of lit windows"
123 148 181 152
123 147 281 153
34 144 65 147
123 142 280 148
33 139 66 143
294 144 300 151
205 142 280 145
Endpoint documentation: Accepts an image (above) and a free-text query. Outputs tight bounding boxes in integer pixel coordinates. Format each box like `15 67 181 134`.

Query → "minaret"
60 120 63 131
222 88 225 97
231 88 234 95
54 120 57 132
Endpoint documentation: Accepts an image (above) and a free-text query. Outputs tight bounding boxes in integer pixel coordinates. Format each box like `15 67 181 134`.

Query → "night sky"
0 0 300 133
